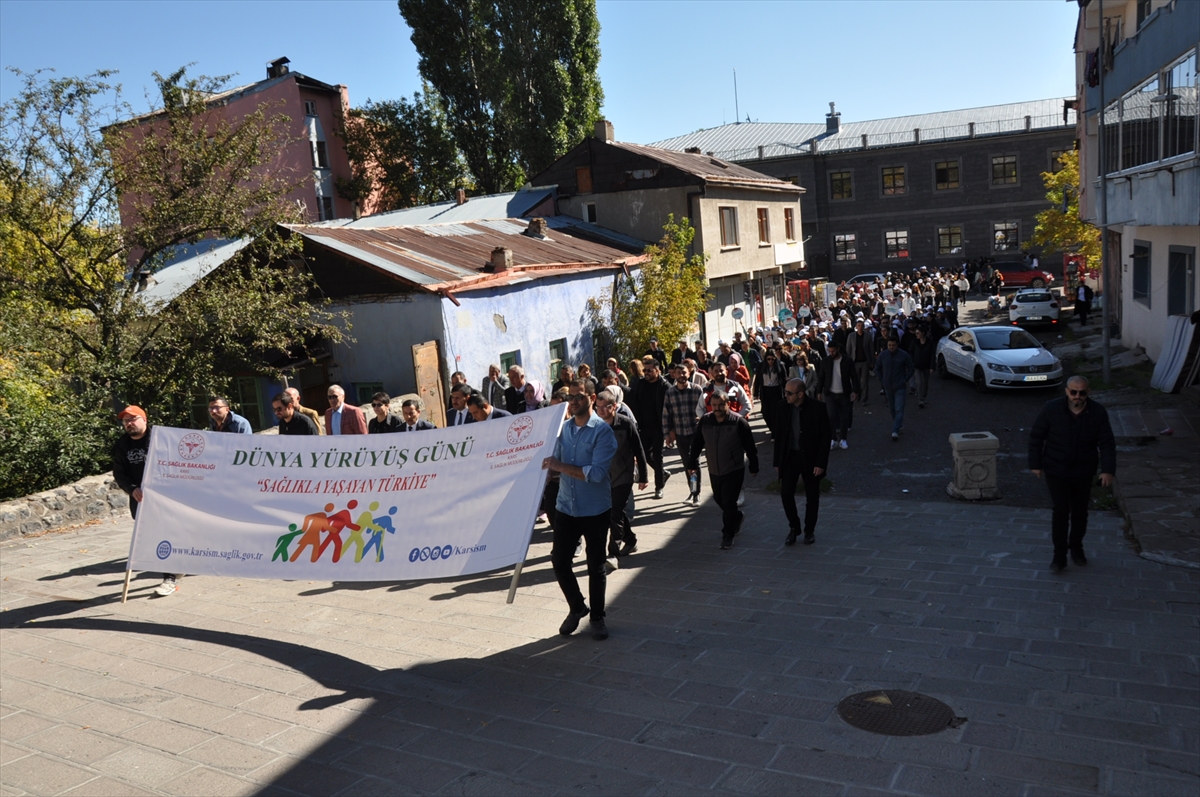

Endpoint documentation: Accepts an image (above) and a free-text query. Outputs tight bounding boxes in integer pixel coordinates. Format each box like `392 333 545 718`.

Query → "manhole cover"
836 690 962 736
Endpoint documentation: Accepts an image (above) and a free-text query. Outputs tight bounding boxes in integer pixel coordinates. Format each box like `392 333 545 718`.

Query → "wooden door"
412 340 447 428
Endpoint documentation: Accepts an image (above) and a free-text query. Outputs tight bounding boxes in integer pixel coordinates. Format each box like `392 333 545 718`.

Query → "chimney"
524 217 550 239
455 188 467 206
684 146 701 154
491 246 512 272
267 57 291 79
825 102 841 135
594 119 614 142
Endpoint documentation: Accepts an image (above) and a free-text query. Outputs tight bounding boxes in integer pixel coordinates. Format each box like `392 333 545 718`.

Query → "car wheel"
937 354 951 380
973 366 989 393
1031 278 1046 288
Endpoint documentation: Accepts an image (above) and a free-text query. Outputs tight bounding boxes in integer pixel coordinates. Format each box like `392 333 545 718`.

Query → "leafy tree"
1025 149 1101 270
0 67 347 497
337 86 470 213
589 215 709 362
397 0 604 193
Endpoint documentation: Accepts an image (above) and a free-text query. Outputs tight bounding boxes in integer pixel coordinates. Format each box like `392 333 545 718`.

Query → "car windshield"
1016 292 1053 303
975 329 1041 350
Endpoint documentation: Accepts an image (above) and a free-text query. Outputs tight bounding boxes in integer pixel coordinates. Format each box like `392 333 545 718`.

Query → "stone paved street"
2 438 1198 796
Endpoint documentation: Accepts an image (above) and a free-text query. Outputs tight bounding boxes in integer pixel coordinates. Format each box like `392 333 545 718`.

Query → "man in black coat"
628 358 669 497
466 394 512 422
1028 375 1116 572
811 340 860 449
596 387 648 564
774 378 832 546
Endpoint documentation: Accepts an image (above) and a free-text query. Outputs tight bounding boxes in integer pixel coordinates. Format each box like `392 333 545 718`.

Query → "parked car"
991 261 1056 289
846 273 885 285
936 326 1063 392
1008 289 1061 327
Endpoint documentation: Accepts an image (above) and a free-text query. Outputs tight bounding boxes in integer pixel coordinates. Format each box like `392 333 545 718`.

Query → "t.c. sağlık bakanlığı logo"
178 433 205 460
506 416 533 445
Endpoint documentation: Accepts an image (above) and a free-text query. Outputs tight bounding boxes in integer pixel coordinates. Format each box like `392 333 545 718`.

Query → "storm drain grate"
836 690 965 736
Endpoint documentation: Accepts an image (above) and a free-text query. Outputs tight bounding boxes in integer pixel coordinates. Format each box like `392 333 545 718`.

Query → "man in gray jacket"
596 388 648 570
874 336 915 441
688 390 759 550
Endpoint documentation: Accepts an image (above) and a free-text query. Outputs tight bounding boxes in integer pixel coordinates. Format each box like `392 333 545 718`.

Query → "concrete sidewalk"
2 453 1198 795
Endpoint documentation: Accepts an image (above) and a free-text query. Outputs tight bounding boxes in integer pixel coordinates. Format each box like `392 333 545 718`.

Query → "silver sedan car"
936 326 1064 392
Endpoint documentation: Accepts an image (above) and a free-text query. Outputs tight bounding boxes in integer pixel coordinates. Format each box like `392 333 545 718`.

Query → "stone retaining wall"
0 474 129 541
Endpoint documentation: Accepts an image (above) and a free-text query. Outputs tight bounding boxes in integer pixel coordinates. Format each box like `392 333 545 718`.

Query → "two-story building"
1075 0 1198 363
113 57 358 224
531 122 805 342
651 101 1077 283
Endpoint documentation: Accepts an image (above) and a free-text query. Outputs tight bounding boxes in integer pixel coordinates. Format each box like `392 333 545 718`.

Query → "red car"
992 260 1056 289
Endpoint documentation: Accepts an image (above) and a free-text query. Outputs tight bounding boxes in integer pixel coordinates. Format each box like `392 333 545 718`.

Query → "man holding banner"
543 379 618 641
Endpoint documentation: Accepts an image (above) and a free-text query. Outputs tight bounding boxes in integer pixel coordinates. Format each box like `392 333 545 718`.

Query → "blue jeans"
885 388 906 435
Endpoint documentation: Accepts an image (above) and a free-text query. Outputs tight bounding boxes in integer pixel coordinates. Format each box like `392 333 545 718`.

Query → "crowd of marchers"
107 261 1114 640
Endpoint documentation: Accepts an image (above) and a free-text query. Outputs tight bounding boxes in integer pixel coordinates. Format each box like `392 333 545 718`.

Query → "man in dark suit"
628 357 669 497
467 394 512 422
398 399 436 432
504 365 527 414
448 385 476 427
811 339 859 449
774 378 831 546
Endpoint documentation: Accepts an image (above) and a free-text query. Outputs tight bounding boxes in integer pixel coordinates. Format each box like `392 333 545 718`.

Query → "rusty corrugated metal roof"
608 141 803 191
290 217 646 292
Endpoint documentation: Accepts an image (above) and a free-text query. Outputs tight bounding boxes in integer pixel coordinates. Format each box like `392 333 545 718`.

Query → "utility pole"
1098 0 1112 385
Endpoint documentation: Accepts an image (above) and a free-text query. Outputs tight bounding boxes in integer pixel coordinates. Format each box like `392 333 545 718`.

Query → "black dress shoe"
785 529 799 546
1070 549 1088 566
619 540 638 556
1050 558 1067 573
559 607 589 636
803 531 815 545
720 534 733 550
591 619 609 641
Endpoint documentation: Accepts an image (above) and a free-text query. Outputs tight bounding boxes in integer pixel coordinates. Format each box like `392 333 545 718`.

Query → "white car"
935 326 1063 392
1008 289 1061 327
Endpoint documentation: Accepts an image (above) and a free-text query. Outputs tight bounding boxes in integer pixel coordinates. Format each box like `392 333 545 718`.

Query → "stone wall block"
0 471 129 541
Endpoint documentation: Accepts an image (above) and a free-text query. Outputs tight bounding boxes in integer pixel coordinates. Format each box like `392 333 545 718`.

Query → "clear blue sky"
0 0 1079 145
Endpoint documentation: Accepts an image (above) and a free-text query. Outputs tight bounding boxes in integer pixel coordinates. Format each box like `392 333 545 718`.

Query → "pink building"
115 57 358 225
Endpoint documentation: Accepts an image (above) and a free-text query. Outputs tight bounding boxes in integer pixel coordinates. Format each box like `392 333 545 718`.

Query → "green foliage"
0 67 347 496
337 86 470 212
590 215 709 363
397 0 604 193
1025 150 1101 271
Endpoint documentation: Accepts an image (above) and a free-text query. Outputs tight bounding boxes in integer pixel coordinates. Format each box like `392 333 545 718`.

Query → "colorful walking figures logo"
273 500 398 564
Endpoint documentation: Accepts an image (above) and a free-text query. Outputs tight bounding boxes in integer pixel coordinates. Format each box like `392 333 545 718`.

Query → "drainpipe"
1098 0 1111 385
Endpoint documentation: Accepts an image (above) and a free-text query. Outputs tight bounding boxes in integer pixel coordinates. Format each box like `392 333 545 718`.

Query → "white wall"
1118 224 1200 362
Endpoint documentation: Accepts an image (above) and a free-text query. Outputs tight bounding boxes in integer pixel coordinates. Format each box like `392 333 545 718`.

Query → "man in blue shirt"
207 397 253 434
542 379 618 640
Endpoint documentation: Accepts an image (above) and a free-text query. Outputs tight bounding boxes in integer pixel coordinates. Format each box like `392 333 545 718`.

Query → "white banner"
129 410 564 581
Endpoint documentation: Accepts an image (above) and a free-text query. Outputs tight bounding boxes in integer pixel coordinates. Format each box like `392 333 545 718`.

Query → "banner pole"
505 561 524 604
120 567 133 604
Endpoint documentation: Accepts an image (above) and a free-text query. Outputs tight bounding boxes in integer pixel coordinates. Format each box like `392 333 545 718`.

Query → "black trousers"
551 510 609 621
779 453 822 534
644 435 666 489
1045 474 1092 558
759 386 783 436
826 392 851 440
1076 299 1091 325
709 469 745 536
609 482 635 551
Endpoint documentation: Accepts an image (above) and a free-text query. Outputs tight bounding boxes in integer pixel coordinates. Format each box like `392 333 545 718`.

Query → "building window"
830 171 853 200
575 166 593 194
1167 247 1196 317
549 338 567 383
993 221 1019 252
783 208 796 241
1049 149 1070 172
355 383 384 406
756 208 770 244
833 233 857 262
1132 241 1151 306
319 196 334 221
991 155 1018 185
934 160 960 190
314 140 329 169
719 207 739 247
1163 52 1198 160
881 166 906 195
1136 0 1151 28
937 225 963 256
884 230 909 259
304 100 318 117
583 202 597 223
499 350 520 373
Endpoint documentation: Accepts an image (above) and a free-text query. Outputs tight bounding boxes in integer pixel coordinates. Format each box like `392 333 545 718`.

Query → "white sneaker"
736 491 745 507
839 439 849 450
604 556 619 574
155 577 178 597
